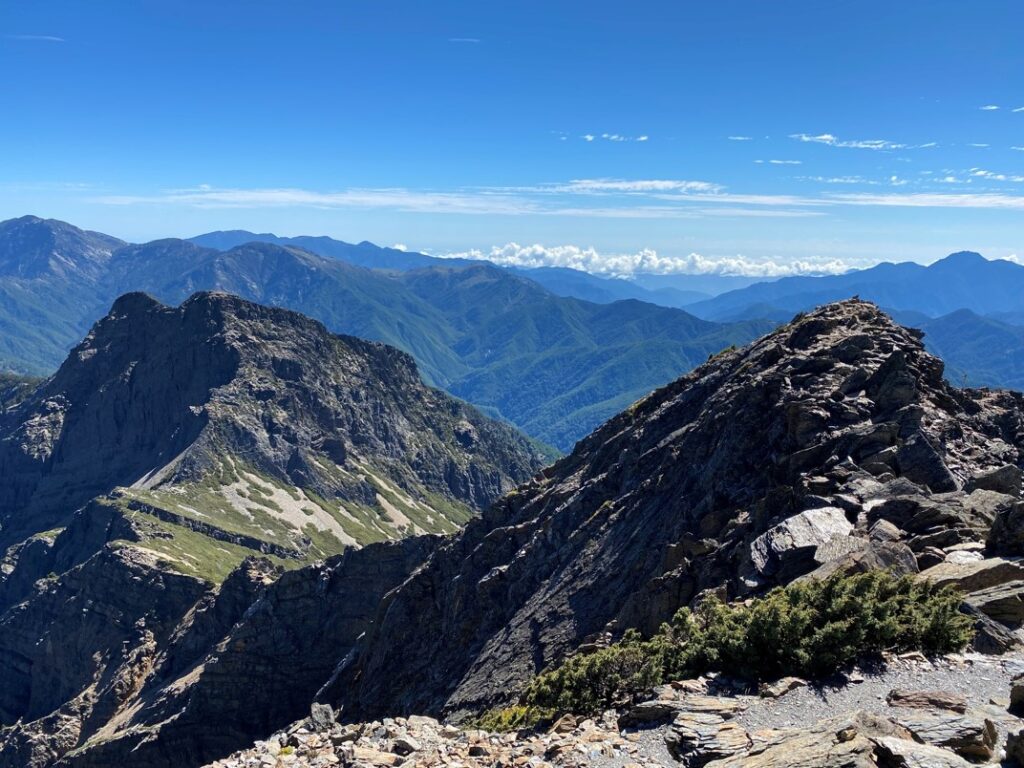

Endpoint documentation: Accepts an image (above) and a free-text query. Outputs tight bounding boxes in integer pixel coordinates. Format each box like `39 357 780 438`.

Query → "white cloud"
557 178 722 193
5 34 64 42
968 143 990 148
980 105 1001 111
830 192 1024 210
789 133 932 151
391 243 408 251
578 133 650 143
91 176 1024 221
728 136 753 141
437 242 850 277
1014 107 1024 113
1012 146 1024 151
95 186 542 216
799 175 877 185
765 159 802 165
448 37 480 43
969 168 1024 183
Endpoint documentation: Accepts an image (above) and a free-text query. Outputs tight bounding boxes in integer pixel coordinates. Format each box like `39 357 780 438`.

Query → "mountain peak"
109 290 165 316
0 215 126 281
335 298 1024 718
2 291 545 552
933 250 987 267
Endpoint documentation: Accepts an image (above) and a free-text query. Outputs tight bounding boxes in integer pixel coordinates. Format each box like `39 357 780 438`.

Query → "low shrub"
503 571 972 720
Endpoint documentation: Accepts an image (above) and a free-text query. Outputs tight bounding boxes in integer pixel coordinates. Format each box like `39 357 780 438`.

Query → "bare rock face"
7 298 1024 768
45 536 435 768
0 292 544 557
327 300 1024 721
0 292 546 767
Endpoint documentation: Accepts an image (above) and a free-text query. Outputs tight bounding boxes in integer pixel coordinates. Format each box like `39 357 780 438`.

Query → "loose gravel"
607 652 1024 767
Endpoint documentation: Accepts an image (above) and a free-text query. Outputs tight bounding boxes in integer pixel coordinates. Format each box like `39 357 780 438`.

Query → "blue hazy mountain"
686 251 1024 321
0 217 770 449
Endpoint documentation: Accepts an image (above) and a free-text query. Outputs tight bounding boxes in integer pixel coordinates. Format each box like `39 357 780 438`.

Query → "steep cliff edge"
328 299 1024 720
0 291 545 767
0 291 544 575
7 299 1024 768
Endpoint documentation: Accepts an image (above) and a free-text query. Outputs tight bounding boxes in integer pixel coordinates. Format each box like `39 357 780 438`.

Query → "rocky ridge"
7 298 1024 767
330 299 1024 720
0 291 543 569
0 292 544 767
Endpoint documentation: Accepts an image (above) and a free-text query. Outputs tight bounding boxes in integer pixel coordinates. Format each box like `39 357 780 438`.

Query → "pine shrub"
515 571 972 718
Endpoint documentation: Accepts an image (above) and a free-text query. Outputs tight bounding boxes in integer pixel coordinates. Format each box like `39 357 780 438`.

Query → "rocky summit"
6 298 1024 768
331 299 1024 720
0 291 544 767
0 290 544 566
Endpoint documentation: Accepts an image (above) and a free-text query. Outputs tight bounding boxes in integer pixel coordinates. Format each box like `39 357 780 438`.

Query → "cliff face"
0 291 544 567
0 291 546 767
326 300 1024 719
6 298 1024 768
0 532 434 768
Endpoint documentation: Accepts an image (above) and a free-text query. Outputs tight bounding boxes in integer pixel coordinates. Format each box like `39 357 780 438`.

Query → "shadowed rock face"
0 291 546 767
6 298 1024 768
326 299 1024 720
0 291 545 551
40 537 436 768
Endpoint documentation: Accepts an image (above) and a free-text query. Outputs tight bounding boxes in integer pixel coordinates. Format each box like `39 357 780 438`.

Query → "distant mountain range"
189 232 1024 395
0 216 770 449
189 228 755 307
685 250 1024 321
7 215 1024 443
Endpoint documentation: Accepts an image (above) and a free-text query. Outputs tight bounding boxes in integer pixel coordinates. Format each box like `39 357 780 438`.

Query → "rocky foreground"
208 653 1024 767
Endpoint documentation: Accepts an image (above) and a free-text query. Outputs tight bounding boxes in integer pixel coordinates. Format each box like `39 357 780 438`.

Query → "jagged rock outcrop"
0 291 542 554
41 537 435 768
325 300 1024 720
8 298 1024 768
0 292 545 766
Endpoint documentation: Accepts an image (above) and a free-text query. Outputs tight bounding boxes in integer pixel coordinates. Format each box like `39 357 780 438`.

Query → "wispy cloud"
755 159 802 165
969 168 1024 183
553 178 722 194
1014 107 1024 113
1012 146 1024 151
94 186 542 216
437 242 850 277
578 133 649 143
599 133 648 142
447 37 480 43
789 133 932 151
90 175 1024 220
830 192 1024 210
728 136 752 141
968 143 990 148
5 34 64 42
980 105 1000 111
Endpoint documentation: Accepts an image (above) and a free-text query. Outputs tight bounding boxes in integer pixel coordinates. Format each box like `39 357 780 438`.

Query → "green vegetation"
116 511 294 584
104 454 484 585
479 572 972 727
0 219 772 449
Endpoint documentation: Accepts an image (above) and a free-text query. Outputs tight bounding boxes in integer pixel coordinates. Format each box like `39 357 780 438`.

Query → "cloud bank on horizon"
434 242 852 277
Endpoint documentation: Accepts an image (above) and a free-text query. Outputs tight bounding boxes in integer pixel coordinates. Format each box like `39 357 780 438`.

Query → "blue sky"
2 0 1023 276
